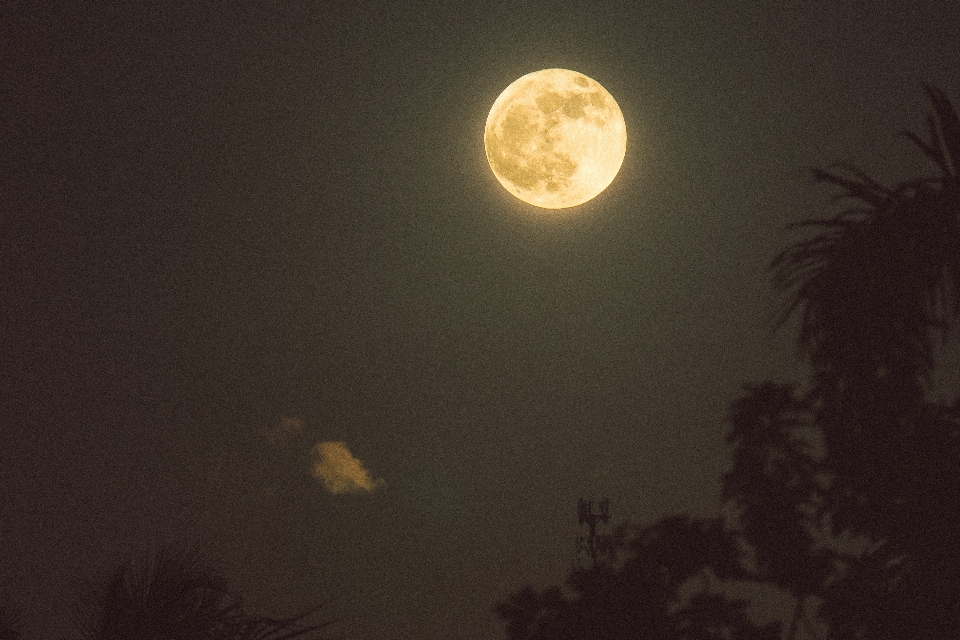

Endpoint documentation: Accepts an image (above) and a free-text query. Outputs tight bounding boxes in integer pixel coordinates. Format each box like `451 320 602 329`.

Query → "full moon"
484 69 627 209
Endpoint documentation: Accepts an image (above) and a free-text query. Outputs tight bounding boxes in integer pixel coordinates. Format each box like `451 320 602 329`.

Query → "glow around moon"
484 69 627 209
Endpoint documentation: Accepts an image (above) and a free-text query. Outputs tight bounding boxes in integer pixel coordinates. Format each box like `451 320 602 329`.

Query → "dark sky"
2 2 959 639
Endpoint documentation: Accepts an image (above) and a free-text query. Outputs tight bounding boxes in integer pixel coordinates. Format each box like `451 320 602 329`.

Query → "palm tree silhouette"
76 548 335 640
773 85 960 398
772 85 960 535
771 85 960 639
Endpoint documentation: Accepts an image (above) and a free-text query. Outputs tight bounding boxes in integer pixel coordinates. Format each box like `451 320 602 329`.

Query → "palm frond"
772 90 960 387
902 119 950 176
923 83 960 176
78 548 336 640
810 165 893 209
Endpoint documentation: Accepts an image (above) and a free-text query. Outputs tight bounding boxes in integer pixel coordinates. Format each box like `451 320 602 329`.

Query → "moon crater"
484 69 627 209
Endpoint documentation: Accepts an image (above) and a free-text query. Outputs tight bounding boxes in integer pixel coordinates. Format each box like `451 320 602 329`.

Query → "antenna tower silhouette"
574 497 612 570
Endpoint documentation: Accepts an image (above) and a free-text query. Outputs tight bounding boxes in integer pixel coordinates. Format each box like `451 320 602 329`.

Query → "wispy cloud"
312 442 385 494
266 416 305 445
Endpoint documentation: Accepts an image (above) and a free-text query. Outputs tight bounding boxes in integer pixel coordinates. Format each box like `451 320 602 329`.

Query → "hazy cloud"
266 416 305 445
312 442 385 494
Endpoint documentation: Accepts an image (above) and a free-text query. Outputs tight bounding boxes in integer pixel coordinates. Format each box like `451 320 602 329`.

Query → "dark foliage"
770 85 960 639
76 548 335 640
496 517 770 640
723 383 830 596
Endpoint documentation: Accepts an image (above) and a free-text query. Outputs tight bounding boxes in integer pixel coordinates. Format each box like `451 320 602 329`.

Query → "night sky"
3 2 959 639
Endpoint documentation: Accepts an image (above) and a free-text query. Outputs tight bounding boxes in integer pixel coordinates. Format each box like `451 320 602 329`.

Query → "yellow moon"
484 69 627 209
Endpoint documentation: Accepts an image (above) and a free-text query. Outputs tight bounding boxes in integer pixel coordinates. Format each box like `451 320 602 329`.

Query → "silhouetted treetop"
723 383 829 594
772 85 960 401
496 516 770 640
768 84 960 640
76 548 335 640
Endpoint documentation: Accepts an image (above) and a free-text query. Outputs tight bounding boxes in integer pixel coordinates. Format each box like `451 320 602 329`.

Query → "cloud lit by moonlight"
312 441 385 494
267 416 304 445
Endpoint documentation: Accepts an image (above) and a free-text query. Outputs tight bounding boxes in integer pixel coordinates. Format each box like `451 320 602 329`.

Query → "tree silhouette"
770 85 960 639
496 517 771 640
722 382 831 640
773 85 960 394
675 592 780 640
495 585 570 640
771 86 960 527
76 548 335 640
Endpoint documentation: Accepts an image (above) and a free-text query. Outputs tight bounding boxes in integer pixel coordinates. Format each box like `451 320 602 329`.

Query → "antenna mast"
574 497 611 570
